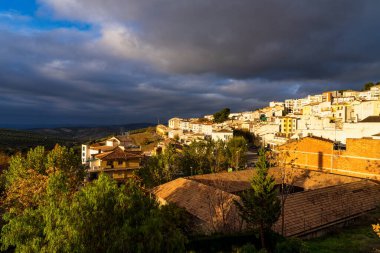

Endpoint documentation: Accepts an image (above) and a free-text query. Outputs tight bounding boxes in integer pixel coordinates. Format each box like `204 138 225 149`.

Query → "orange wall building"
277 136 380 179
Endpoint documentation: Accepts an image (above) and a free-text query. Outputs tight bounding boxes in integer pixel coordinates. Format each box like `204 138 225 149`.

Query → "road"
246 146 259 167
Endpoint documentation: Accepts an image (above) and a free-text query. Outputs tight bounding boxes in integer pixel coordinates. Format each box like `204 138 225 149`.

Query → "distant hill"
0 128 77 154
0 123 155 154
29 123 155 142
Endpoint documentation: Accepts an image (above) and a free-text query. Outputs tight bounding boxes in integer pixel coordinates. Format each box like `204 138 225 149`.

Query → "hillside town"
3 86 380 252
147 85 380 242
162 85 380 149
80 85 380 181
3 1 380 252
78 86 380 241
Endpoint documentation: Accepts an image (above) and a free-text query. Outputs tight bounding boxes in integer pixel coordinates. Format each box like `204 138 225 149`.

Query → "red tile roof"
95 147 143 160
153 168 370 235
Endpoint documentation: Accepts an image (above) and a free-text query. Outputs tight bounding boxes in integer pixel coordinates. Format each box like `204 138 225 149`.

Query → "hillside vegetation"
0 129 77 155
128 127 162 152
30 123 154 141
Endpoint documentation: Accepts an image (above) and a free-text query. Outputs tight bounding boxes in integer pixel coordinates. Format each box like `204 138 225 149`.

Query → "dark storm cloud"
0 24 262 127
1 1 380 127
40 0 380 80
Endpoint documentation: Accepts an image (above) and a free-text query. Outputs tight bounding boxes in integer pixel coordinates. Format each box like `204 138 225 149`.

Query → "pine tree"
235 148 281 250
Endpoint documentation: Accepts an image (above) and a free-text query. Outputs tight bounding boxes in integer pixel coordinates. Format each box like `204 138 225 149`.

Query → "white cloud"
38 59 72 80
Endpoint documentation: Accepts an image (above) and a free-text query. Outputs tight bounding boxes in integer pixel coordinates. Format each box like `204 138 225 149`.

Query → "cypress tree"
235 148 281 250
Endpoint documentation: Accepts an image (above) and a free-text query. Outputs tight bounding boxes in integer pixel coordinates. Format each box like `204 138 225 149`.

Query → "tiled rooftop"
153 168 375 236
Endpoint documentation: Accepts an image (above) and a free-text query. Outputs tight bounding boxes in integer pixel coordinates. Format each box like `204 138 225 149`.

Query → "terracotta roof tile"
153 178 241 232
153 169 377 236
96 147 143 160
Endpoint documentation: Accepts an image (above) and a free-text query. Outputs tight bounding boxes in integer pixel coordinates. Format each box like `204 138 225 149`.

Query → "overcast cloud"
1 0 380 128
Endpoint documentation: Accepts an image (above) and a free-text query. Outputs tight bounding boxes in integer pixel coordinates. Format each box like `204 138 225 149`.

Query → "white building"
294 119 380 144
179 120 191 131
168 117 182 129
370 85 380 100
211 130 233 142
269 101 284 107
201 123 213 135
352 100 380 122
250 122 280 146
306 94 324 104
81 136 136 165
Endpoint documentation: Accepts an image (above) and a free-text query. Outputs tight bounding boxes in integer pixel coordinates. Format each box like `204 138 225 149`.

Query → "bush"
237 243 257 253
275 237 309 253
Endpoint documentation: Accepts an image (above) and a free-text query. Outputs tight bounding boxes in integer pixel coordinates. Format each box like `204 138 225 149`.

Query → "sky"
1 0 380 128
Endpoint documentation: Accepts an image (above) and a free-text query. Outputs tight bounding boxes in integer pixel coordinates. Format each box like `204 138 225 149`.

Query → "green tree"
1 172 187 253
212 140 228 172
235 149 281 250
234 129 254 143
137 154 170 188
26 146 46 174
1 145 84 252
213 108 231 123
226 137 248 169
184 141 213 174
4 153 27 188
138 143 183 188
363 82 375 91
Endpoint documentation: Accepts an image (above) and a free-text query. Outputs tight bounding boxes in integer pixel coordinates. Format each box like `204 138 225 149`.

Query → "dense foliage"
235 149 281 250
213 108 231 123
137 137 248 188
1 145 187 253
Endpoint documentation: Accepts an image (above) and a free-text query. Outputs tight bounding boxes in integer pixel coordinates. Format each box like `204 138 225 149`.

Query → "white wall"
295 122 380 144
211 131 233 142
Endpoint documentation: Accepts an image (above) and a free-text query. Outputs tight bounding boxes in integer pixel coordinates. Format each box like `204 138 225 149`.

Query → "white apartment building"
191 121 202 133
211 130 233 142
370 85 380 100
179 120 191 131
269 101 284 107
295 120 380 144
357 86 380 101
318 101 333 118
306 94 324 104
297 115 334 132
285 98 308 114
201 123 213 135
358 90 372 101
239 111 256 121
342 90 359 98
333 96 356 104
168 117 182 129
352 100 380 122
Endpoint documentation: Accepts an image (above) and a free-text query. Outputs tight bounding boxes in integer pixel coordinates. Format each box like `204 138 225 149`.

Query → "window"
118 161 123 165
82 152 85 157
82 146 85 151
